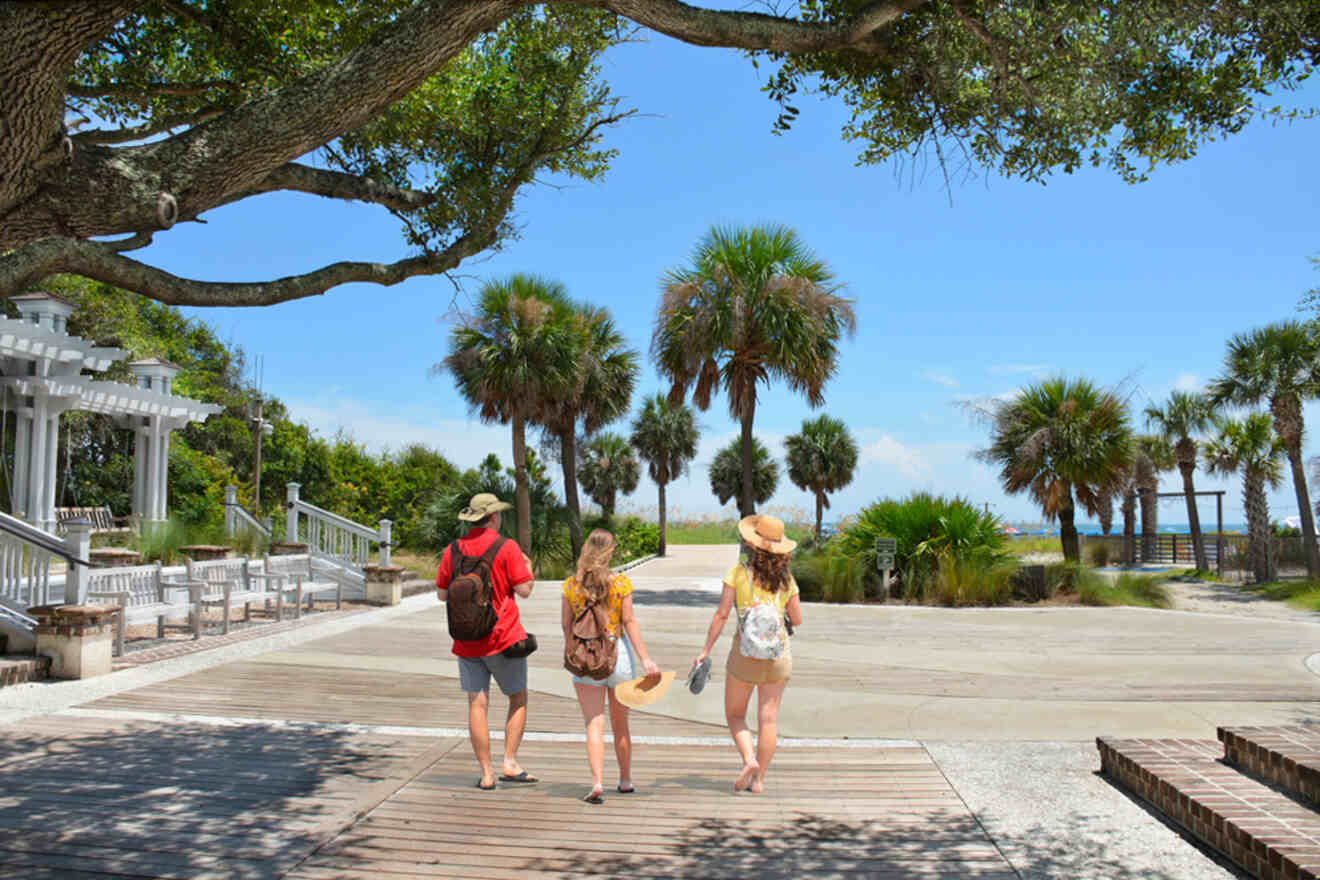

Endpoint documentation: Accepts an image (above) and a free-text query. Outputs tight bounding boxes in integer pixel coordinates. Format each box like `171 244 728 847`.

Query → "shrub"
835 492 1005 598
928 554 1017 606
1085 541 1111 567
613 517 660 563
1079 571 1172 608
790 549 827 602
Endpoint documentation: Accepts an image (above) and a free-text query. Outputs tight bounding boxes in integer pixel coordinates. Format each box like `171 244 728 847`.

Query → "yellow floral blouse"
562 572 634 634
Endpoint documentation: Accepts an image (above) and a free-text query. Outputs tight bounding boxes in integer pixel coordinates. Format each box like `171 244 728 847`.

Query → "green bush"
613 517 660 563
928 554 1017 606
835 492 1006 599
790 549 827 602
1079 571 1172 608
789 543 867 603
1085 541 1112 567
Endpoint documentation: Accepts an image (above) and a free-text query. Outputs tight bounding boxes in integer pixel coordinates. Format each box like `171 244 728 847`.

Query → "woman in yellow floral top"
561 528 660 804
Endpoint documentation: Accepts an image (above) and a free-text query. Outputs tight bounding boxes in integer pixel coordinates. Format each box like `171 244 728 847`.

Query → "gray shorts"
458 652 528 696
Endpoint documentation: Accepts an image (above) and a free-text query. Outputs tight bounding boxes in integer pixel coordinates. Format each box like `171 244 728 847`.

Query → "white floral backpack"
736 567 789 660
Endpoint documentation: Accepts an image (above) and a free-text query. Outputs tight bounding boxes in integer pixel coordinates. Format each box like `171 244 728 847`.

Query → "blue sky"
136 33 1319 527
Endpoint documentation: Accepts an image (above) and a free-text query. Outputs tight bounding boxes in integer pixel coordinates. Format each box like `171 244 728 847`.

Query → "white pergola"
0 292 222 534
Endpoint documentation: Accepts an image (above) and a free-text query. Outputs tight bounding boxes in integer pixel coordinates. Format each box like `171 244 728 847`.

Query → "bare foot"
748 777 764 794
734 761 759 792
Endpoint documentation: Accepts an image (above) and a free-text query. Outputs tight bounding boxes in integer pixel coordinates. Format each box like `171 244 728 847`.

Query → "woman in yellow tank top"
691 514 804 793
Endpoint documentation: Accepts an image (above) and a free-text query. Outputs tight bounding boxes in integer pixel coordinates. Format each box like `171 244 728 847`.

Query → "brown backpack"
445 537 507 641
563 595 617 680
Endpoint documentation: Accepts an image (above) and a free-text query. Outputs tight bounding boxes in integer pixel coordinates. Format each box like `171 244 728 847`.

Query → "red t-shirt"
436 527 533 658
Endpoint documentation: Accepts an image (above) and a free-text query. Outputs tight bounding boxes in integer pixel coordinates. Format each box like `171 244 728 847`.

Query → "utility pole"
250 396 266 504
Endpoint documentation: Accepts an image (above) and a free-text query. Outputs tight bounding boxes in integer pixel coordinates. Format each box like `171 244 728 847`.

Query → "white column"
28 395 47 528
12 410 29 519
132 424 147 519
156 429 170 521
144 418 159 522
286 483 301 543
42 412 58 532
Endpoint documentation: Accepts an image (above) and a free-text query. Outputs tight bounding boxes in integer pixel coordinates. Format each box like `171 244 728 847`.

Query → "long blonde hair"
575 529 616 603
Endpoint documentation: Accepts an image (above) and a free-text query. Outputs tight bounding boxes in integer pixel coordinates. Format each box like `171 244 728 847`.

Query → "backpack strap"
477 536 507 568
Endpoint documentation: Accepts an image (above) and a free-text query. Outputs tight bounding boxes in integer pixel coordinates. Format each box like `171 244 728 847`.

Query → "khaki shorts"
726 630 791 685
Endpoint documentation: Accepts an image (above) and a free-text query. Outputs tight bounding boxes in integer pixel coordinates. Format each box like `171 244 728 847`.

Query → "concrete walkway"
6 542 1318 877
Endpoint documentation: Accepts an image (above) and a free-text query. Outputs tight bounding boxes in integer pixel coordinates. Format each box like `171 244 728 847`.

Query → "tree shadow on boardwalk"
0 718 405 879
629 588 719 607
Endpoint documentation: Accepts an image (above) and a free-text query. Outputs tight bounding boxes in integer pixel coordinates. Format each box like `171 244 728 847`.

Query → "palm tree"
537 303 639 558
785 414 859 539
441 274 579 549
1203 413 1284 583
1133 434 1175 563
709 436 779 508
629 394 698 557
577 432 639 522
1144 391 1215 571
976 377 1133 563
653 223 855 519
1208 320 1320 577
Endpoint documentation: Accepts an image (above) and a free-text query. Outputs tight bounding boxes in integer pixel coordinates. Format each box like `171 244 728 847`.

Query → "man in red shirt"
436 493 537 790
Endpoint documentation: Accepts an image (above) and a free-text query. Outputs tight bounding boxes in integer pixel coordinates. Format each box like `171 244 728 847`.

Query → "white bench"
86 562 201 655
254 554 346 619
184 556 277 634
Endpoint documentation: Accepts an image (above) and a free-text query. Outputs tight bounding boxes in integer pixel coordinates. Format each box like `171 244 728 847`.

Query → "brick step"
1098 736 1320 879
0 654 49 688
1221 726 1320 810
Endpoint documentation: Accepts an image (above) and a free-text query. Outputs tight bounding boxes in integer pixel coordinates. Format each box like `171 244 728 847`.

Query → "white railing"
0 510 91 611
224 485 273 538
285 483 391 568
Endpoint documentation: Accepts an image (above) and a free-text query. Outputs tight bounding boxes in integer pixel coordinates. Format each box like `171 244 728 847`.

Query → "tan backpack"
563 595 617 680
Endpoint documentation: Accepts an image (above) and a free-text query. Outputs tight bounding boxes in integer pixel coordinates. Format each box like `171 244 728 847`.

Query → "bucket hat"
458 492 513 522
613 670 676 708
738 514 797 554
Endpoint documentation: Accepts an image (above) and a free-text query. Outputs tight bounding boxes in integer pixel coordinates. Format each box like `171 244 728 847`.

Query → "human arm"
435 545 451 602
786 594 803 628
512 579 533 599
561 594 573 644
693 583 735 669
503 541 535 599
619 594 660 678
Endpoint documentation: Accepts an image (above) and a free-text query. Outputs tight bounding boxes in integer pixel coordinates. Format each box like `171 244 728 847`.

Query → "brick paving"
1222 726 1320 809
0 656 49 686
111 605 371 670
1098 732 1320 879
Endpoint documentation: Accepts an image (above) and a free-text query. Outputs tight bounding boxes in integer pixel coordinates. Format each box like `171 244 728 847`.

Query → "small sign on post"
875 537 897 593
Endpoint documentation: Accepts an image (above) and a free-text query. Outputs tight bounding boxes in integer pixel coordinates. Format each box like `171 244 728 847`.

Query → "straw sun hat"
738 514 797 554
457 492 513 522
613 670 676 708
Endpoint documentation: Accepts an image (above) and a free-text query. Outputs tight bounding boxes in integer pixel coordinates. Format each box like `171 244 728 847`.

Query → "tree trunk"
657 480 668 557
511 414 531 552
1244 469 1272 583
1139 481 1157 563
559 430 583 560
1284 442 1319 578
739 400 756 519
602 491 615 523
1097 490 1113 536
1059 492 1080 563
1121 487 1137 565
815 490 825 540
1178 454 1208 571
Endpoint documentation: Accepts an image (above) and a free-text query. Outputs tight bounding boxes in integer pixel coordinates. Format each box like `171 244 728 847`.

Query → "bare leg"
724 674 758 792
608 688 633 790
751 680 787 793
575 682 607 800
502 689 530 778
467 690 494 787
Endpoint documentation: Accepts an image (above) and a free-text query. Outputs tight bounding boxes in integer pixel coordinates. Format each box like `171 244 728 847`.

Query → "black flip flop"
583 790 604 804
475 780 496 791
499 771 538 783
617 785 635 794
687 657 711 694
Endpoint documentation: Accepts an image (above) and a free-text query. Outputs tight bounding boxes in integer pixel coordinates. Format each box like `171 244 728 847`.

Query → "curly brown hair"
746 545 792 592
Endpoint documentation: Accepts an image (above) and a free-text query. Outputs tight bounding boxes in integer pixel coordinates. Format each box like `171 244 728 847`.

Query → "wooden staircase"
1099 727 1320 879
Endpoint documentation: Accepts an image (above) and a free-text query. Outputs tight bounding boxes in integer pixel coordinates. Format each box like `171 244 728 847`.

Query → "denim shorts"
571 633 637 688
458 652 528 696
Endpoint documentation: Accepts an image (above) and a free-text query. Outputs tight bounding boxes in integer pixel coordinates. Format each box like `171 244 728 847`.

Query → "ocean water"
1005 522 1250 536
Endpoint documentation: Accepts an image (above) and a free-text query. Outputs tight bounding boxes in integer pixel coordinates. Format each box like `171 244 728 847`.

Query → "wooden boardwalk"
0 620 1018 879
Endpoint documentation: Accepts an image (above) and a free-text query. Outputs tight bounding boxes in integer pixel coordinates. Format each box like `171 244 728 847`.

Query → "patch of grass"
1244 579 1320 610
1077 571 1172 609
1006 536 1063 555
391 550 439 581
665 518 812 545
927 554 1017 606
